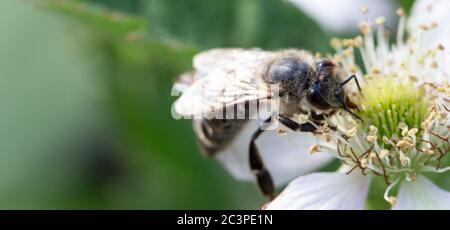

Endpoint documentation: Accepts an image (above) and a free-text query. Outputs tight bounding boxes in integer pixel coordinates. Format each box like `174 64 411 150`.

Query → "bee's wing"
172 71 195 95
174 48 275 117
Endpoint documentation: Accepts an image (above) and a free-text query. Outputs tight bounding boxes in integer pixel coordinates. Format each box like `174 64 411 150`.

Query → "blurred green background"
0 0 418 209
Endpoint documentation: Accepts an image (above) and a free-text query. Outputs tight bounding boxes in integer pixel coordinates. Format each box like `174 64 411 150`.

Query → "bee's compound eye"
317 60 335 69
307 82 332 110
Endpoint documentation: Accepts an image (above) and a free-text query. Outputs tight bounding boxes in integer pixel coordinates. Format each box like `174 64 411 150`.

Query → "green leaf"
30 0 264 209
365 177 393 210
33 0 148 41
91 0 333 52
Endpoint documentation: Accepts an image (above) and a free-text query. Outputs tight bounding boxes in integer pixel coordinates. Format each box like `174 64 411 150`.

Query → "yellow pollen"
430 21 438 29
426 49 436 57
379 149 390 159
398 122 408 130
359 21 371 34
421 145 434 155
315 52 322 59
342 39 353 47
399 151 410 167
416 55 425 65
382 136 391 144
371 67 381 75
407 128 418 138
419 24 429 30
375 17 386 25
330 37 342 48
410 171 417 181
361 5 369 14
360 158 368 168
431 61 438 69
369 152 377 160
296 114 309 124
400 61 407 69
333 54 343 62
397 140 414 149
399 123 409 136
401 129 408 137
396 8 405 16
343 48 353 57
350 64 359 73
276 128 288 136
388 196 397 206
321 132 331 142
421 120 430 130
366 135 377 143
347 127 358 137
353 36 363 47
309 144 320 154
408 37 417 44
409 75 418 82
402 136 413 143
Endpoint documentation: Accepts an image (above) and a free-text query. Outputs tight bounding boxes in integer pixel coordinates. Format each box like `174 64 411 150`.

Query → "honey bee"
173 48 360 200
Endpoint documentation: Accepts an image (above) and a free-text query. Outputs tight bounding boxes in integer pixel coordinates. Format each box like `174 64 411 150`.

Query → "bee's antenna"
341 74 362 95
335 74 362 120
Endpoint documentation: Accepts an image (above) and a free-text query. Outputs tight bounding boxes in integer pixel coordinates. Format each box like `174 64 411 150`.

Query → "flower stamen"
384 178 400 206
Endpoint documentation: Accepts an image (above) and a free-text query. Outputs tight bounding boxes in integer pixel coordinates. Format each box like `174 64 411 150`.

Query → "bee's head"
307 60 346 110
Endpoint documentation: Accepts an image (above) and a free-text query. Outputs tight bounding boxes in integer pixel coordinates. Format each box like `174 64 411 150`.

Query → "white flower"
266 0 450 210
265 167 371 210
214 118 335 186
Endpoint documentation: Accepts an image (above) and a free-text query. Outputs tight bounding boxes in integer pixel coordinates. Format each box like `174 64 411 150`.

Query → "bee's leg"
311 111 337 131
249 117 275 200
278 115 317 132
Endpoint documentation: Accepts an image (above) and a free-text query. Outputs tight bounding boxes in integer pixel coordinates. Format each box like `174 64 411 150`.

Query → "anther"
388 196 397 206
347 127 357 137
361 5 369 14
379 149 390 159
375 17 386 25
309 144 320 154
396 8 405 17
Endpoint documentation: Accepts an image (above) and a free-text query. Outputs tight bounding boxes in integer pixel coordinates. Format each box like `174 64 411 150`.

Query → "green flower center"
358 77 430 141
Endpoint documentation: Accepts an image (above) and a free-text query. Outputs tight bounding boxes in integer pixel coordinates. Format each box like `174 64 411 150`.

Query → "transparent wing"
174 48 276 117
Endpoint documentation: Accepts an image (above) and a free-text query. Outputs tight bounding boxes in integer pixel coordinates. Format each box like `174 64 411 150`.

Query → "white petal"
265 171 371 210
406 0 450 83
409 0 450 31
257 126 335 186
393 175 450 210
288 0 395 33
409 0 450 48
215 119 334 186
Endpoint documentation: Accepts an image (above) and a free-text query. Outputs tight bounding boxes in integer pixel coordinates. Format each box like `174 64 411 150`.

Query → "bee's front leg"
249 117 275 200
